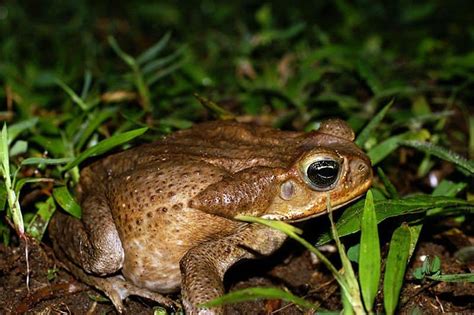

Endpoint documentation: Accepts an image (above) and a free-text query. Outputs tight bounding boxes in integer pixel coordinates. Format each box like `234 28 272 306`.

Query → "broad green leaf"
359 190 380 312
7 118 38 144
432 180 466 197
368 130 430 165
401 140 474 175
9 140 28 156
317 195 473 245
203 287 317 310
355 101 392 147
52 186 81 219
137 32 171 65
30 135 66 157
26 196 56 240
384 224 411 315
62 127 148 171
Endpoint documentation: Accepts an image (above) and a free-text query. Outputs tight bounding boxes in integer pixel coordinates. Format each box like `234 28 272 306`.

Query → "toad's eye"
306 160 340 190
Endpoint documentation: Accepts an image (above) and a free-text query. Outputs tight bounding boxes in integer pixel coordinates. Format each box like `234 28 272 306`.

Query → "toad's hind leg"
179 224 288 314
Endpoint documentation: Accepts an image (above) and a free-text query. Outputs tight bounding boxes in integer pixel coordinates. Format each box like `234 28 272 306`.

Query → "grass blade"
21 157 73 166
62 127 148 171
137 32 171 65
355 100 393 147
401 140 474 175
56 79 89 111
428 273 474 282
359 190 380 313
0 124 24 235
384 223 411 315
52 186 81 219
202 287 318 310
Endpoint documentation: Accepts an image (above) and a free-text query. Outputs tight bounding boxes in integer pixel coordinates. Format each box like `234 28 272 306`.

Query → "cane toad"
49 119 373 314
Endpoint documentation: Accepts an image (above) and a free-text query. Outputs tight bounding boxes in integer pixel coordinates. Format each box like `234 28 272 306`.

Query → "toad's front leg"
179 223 287 314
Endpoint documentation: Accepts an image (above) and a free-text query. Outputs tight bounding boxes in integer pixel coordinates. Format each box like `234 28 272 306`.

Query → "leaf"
9 140 28 156
75 107 117 150
202 287 317 310
137 32 171 65
368 130 430 165
26 196 56 240
62 127 148 171
21 157 73 166
108 36 136 68
355 100 392 147
316 195 473 245
52 186 81 219
359 190 380 312
401 140 474 175
432 179 466 197
55 79 89 111
0 182 6 211
384 224 411 315
428 273 474 282
7 118 38 145
377 167 399 199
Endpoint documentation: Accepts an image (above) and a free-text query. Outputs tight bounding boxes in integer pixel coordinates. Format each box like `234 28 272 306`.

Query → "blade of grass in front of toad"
358 190 380 313
327 196 364 315
62 127 148 171
0 124 24 235
383 223 411 315
203 287 318 310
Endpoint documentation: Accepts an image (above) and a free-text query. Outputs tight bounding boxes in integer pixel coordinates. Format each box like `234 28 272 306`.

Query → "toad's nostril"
350 159 371 180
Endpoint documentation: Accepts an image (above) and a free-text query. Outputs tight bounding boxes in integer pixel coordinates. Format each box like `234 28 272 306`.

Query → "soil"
0 218 472 315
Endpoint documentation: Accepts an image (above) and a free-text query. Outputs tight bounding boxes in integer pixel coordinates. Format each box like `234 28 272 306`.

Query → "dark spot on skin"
136 218 142 225
160 207 168 213
150 195 157 201
146 212 153 218
168 192 176 198
155 188 163 194
168 183 174 188
172 203 183 211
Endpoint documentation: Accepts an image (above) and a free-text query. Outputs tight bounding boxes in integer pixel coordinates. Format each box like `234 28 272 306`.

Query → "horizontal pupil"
307 160 340 189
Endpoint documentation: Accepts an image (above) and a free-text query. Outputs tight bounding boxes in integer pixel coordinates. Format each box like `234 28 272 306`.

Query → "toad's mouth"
262 179 373 222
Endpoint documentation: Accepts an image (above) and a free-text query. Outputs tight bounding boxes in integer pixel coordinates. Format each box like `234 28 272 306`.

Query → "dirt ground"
0 216 472 315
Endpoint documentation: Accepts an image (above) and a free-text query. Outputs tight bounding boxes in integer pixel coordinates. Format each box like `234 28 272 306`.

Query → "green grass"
0 0 473 313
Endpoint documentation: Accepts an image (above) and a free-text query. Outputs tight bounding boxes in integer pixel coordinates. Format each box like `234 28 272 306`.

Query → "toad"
49 119 372 314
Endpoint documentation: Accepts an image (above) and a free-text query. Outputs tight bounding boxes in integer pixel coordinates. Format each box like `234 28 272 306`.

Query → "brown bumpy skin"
49 119 372 314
